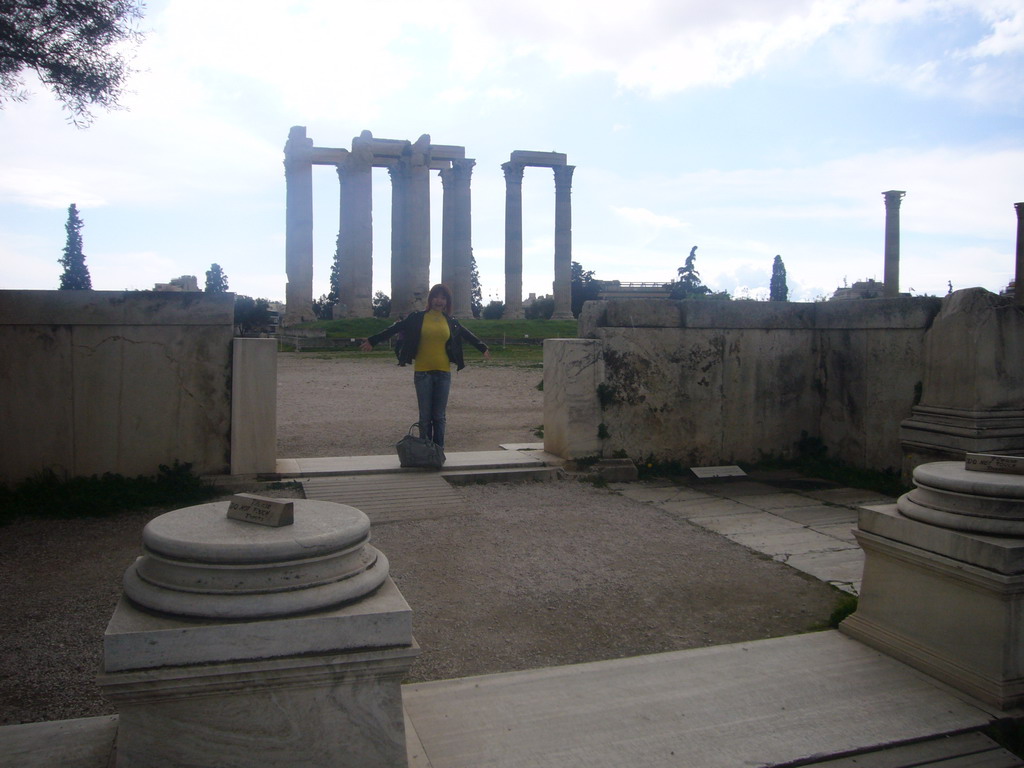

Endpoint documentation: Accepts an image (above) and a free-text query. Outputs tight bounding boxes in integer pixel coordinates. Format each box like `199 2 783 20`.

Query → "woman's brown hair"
427 283 453 315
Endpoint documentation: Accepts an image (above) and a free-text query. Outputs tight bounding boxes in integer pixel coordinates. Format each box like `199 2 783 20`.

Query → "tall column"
883 190 905 299
283 126 315 326
441 159 475 319
337 133 374 318
503 161 525 319
389 161 409 317
552 164 575 319
407 135 431 314
1015 203 1024 307
440 165 456 294
390 137 432 317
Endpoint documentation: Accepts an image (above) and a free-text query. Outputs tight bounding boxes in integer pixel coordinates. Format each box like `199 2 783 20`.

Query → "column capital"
283 127 313 176
502 161 525 185
883 190 906 208
1015 202 1024 217
554 164 575 192
387 158 412 182
453 157 476 183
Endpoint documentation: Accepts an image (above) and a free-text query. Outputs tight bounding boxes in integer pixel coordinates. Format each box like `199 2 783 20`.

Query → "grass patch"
0 462 220 526
285 317 575 366
299 317 577 341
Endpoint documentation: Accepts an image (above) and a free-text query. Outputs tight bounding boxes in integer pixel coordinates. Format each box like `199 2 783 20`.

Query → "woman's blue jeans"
414 370 451 447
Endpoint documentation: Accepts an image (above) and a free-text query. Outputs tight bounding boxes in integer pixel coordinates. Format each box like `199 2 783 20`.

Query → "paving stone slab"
655 497 752 519
810 521 860 544
729 528 855 558
402 632 999 768
783 549 865 591
773 505 860 527
727 492 826 511
804 488 897 506
694 511 808 537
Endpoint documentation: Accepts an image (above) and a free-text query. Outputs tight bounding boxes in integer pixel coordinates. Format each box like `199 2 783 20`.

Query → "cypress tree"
205 263 229 292
770 254 788 302
58 203 92 290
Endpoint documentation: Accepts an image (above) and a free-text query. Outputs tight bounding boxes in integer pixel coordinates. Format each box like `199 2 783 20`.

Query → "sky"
1 0 1022 305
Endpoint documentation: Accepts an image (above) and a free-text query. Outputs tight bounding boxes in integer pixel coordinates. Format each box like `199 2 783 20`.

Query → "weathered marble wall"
0 290 235 485
549 295 945 471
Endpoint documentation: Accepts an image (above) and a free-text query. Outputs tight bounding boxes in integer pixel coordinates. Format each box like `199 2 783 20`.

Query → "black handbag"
396 423 446 468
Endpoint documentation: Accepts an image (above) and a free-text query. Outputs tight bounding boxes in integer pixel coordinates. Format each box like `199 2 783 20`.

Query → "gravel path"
0 356 842 726
276 353 545 457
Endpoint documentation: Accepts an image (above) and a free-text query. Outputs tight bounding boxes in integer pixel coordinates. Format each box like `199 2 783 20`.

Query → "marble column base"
841 504 1024 710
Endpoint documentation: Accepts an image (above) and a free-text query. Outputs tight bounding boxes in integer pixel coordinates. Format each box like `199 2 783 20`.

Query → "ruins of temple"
283 129 575 325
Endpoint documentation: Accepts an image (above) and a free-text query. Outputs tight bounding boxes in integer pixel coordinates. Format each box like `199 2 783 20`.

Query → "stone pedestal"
99 499 417 767
900 288 1024 480
841 461 1024 709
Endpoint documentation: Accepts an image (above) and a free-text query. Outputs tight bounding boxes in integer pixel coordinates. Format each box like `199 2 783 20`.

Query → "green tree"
525 296 555 320
769 255 789 302
482 300 504 319
58 203 91 289
571 260 604 317
1 0 145 126
372 291 391 318
669 246 711 299
328 246 341 305
233 295 271 334
204 263 228 293
469 250 483 318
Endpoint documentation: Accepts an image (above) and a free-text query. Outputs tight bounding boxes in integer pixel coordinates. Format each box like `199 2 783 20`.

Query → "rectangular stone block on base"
99 577 418 767
840 504 1024 710
102 645 418 768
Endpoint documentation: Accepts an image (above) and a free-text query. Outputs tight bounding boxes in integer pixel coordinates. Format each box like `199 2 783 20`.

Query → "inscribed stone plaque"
965 453 1024 476
691 465 747 479
227 493 295 527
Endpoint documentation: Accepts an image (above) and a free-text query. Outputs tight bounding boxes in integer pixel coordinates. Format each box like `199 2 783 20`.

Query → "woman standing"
359 284 490 449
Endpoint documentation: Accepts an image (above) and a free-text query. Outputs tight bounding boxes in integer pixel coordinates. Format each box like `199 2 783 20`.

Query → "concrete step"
793 731 1023 767
274 450 550 479
302 473 469 524
442 465 563 485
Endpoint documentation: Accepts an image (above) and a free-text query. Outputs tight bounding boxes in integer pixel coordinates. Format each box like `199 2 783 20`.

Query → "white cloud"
613 207 689 229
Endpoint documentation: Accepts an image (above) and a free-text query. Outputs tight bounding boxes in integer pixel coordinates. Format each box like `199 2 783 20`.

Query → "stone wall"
0 290 237 485
545 296 944 471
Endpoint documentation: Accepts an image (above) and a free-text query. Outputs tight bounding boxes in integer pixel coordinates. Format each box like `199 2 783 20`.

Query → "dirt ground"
0 355 842 726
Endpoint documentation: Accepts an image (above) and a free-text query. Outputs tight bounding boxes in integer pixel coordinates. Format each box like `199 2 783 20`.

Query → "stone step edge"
442 466 564 485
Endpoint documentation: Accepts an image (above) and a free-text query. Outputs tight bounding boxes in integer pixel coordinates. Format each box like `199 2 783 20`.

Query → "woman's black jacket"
366 311 488 371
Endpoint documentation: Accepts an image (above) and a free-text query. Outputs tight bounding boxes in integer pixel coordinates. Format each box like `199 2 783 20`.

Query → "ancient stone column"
440 165 456 296
440 159 475 318
389 161 410 317
391 137 431 317
503 161 525 319
283 127 315 326
1015 202 1023 307
552 165 576 319
883 190 905 298
337 132 374 318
